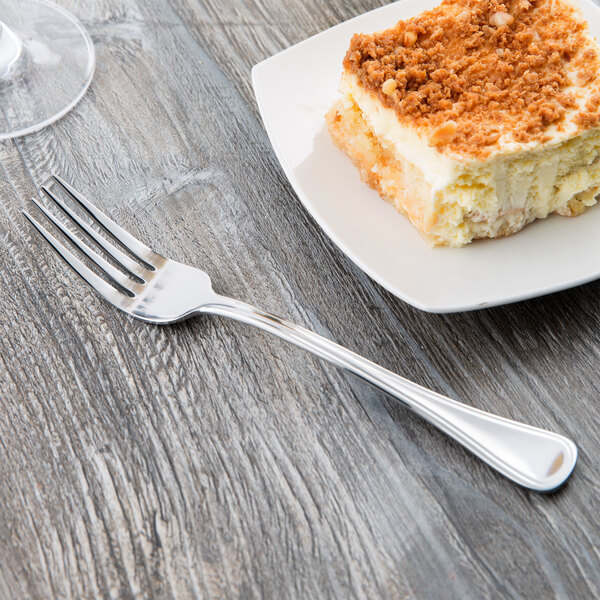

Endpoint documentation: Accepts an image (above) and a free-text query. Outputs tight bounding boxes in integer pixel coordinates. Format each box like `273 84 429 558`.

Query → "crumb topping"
343 0 600 158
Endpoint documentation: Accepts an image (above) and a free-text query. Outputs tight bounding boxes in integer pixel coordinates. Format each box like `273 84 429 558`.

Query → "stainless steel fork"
24 175 577 492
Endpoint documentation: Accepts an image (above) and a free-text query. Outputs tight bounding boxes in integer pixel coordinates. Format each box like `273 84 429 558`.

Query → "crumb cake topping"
343 0 600 158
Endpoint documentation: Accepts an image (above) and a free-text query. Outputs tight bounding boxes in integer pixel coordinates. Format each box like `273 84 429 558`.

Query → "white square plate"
252 0 600 313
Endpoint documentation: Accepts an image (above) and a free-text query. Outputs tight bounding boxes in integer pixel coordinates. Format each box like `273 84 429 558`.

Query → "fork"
24 175 577 492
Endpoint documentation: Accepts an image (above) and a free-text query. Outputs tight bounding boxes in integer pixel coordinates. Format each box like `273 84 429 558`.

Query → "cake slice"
326 0 600 246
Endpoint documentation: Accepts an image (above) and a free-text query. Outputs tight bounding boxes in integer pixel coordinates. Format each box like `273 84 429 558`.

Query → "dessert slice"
326 0 600 246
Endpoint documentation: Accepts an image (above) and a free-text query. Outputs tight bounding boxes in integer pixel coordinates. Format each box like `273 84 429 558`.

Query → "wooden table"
1 0 598 598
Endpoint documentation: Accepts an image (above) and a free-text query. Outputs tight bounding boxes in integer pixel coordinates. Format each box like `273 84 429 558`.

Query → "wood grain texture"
1 0 599 598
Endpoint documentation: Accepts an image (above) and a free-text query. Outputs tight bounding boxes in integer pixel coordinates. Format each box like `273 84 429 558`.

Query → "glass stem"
0 21 22 79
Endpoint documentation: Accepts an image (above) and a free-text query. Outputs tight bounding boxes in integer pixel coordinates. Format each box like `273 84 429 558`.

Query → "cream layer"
338 71 600 245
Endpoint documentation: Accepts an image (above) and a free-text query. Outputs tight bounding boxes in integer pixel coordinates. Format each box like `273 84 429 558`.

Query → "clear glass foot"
0 0 95 139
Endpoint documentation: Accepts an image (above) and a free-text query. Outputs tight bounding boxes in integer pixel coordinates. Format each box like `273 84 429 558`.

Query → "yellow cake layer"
327 91 600 246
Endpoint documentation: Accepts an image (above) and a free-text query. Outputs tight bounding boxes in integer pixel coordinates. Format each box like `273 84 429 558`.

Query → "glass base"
0 0 95 139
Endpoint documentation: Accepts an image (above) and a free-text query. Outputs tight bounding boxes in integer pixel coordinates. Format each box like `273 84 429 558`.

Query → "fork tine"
41 185 147 281
52 175 161 267
23 212 132 307
30 197 137 295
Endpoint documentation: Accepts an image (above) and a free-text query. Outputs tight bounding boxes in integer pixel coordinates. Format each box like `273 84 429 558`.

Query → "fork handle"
202 296 577 491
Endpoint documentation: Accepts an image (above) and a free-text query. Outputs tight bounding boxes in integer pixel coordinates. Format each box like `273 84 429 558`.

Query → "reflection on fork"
24 175 578 492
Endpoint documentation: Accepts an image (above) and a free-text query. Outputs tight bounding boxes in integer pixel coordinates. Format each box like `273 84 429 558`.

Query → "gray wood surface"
1 0 599 598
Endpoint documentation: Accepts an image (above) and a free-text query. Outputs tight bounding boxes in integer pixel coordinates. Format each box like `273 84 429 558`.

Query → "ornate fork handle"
204 295 577 492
